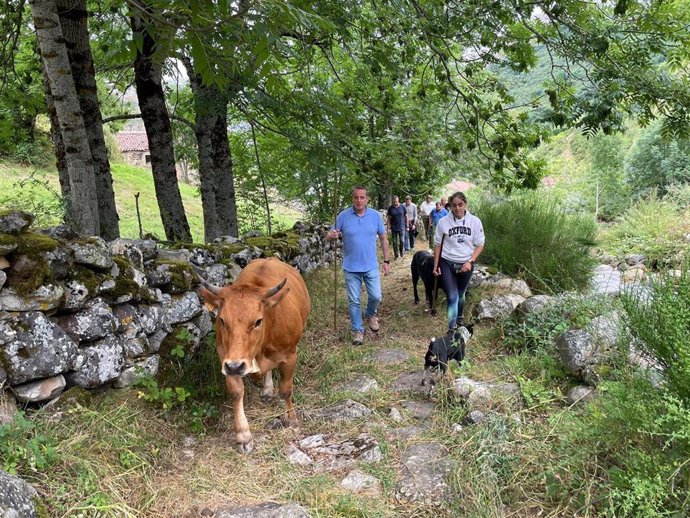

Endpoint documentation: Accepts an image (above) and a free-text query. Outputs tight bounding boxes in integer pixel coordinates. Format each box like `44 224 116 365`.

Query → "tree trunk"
41 63 70 205
130 3 191 242
57 0 119 239
183 56 220 242
29 0 99 235
211 109 238 238
183 55 238 240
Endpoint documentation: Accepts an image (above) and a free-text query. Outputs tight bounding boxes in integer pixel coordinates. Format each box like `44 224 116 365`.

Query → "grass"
476 190 598 293
2 241 689 515
598 192 690 268
0 160 303 242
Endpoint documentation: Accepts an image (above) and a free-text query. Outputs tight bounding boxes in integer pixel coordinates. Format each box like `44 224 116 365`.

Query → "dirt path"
153 239 469 517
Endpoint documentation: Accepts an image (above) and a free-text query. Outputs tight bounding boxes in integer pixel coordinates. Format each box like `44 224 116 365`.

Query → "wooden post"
333 174 340 332
135 192 143 239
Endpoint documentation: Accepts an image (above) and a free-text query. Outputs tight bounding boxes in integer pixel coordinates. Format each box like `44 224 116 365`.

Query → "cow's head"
198 278 290 377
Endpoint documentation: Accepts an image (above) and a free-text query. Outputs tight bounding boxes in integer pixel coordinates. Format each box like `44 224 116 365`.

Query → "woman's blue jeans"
439 258 473 331
343 268 382 333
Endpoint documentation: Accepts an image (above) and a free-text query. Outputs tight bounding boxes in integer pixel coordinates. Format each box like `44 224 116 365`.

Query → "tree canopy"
1 0 689 235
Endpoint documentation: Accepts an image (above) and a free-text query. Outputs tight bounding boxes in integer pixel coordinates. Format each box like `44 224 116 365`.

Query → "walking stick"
332 174 340 331
431 234 445 315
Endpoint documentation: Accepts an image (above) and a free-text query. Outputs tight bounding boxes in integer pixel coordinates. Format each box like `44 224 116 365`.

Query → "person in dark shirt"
387 195 407 259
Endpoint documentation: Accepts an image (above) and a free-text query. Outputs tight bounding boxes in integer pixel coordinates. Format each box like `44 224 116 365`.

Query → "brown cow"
197 258 311 453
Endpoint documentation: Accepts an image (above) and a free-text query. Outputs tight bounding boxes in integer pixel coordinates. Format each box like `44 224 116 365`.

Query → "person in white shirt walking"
403 195 417 253
419 194 435 242
433 191 485 333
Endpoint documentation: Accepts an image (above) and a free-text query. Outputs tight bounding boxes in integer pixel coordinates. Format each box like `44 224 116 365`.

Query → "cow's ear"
264 287 291 309
198 287 222 314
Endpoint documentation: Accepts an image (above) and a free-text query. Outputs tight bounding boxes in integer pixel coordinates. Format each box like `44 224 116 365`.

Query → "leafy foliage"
0 412 57 474
624 120 690 198
476 190 597 293
0 3 46 159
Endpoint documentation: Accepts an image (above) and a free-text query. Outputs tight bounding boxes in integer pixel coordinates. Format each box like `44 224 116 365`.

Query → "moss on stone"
213 243 247 260
70 265 106 295
57 386 93 408
168 242 203 250
108 256 136 297
244 236 274 250
15 232 59 254
113 255 133 272
154 259 195 292
6 254 53 295
110 277 141 299
285 233 300 246
0 232 19 247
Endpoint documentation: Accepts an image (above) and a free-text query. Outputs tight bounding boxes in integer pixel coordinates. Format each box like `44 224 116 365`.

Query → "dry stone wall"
0 211 337 407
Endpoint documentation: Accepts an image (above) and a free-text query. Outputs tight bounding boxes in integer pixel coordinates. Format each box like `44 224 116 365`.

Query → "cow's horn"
198 277 222 295
264 278 287 298
192 265 222 295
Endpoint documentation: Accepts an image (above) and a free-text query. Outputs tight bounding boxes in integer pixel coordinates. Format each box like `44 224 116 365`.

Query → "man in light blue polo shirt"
327 185 392 345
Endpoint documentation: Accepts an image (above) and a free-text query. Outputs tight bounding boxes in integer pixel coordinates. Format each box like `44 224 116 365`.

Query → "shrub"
556 377 690 517
476 191 597 293
624 120 690 198
621 264 690 405
600 192 690 267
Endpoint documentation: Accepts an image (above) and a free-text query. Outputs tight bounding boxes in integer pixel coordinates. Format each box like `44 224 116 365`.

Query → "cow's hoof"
235 439 254 454
431 309 438 316
282 416 299 429
261 392 274 403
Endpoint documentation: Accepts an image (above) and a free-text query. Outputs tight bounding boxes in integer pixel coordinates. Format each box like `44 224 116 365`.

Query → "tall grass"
599 191 690 267
476 191 597 293
621 264 690 405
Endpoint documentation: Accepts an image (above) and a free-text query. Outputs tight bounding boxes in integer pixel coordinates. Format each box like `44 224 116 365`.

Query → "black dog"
411 251 444 315
423 324 474 375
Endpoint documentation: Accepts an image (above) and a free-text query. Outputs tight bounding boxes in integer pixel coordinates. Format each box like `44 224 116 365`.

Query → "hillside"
0 160 303 242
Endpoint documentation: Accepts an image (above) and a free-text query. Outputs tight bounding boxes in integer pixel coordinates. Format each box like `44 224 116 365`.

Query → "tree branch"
102 112 195 130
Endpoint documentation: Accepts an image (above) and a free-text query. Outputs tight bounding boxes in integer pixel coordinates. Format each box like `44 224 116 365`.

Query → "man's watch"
383 260 391 264
469 259 475 265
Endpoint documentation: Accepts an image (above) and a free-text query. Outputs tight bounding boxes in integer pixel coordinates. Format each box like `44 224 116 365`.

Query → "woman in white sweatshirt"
433 191 485 332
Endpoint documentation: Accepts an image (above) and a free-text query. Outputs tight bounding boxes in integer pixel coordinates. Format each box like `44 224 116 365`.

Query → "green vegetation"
2 244 690 516
477 190 597 293
0 160 303 241
622 265 690 405
599 192 690 267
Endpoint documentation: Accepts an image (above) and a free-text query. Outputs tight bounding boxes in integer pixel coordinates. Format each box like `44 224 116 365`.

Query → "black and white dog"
411 250 444 315
423 323 474 376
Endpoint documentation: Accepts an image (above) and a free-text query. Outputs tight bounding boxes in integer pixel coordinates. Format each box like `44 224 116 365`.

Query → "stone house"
114 131 196 184
115 131 151 168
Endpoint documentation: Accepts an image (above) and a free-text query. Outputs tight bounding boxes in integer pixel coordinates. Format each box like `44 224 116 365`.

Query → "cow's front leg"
278 355 298 428
261 369 274 403
226 375 253 454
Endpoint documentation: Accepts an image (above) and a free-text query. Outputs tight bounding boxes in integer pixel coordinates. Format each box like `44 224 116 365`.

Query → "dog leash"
431 234 445 314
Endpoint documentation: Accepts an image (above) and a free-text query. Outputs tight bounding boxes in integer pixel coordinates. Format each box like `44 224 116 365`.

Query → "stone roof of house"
115 131 149 152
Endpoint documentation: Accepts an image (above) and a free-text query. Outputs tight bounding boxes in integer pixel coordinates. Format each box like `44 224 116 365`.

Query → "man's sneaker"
352 331 364 345
367 316 380 333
